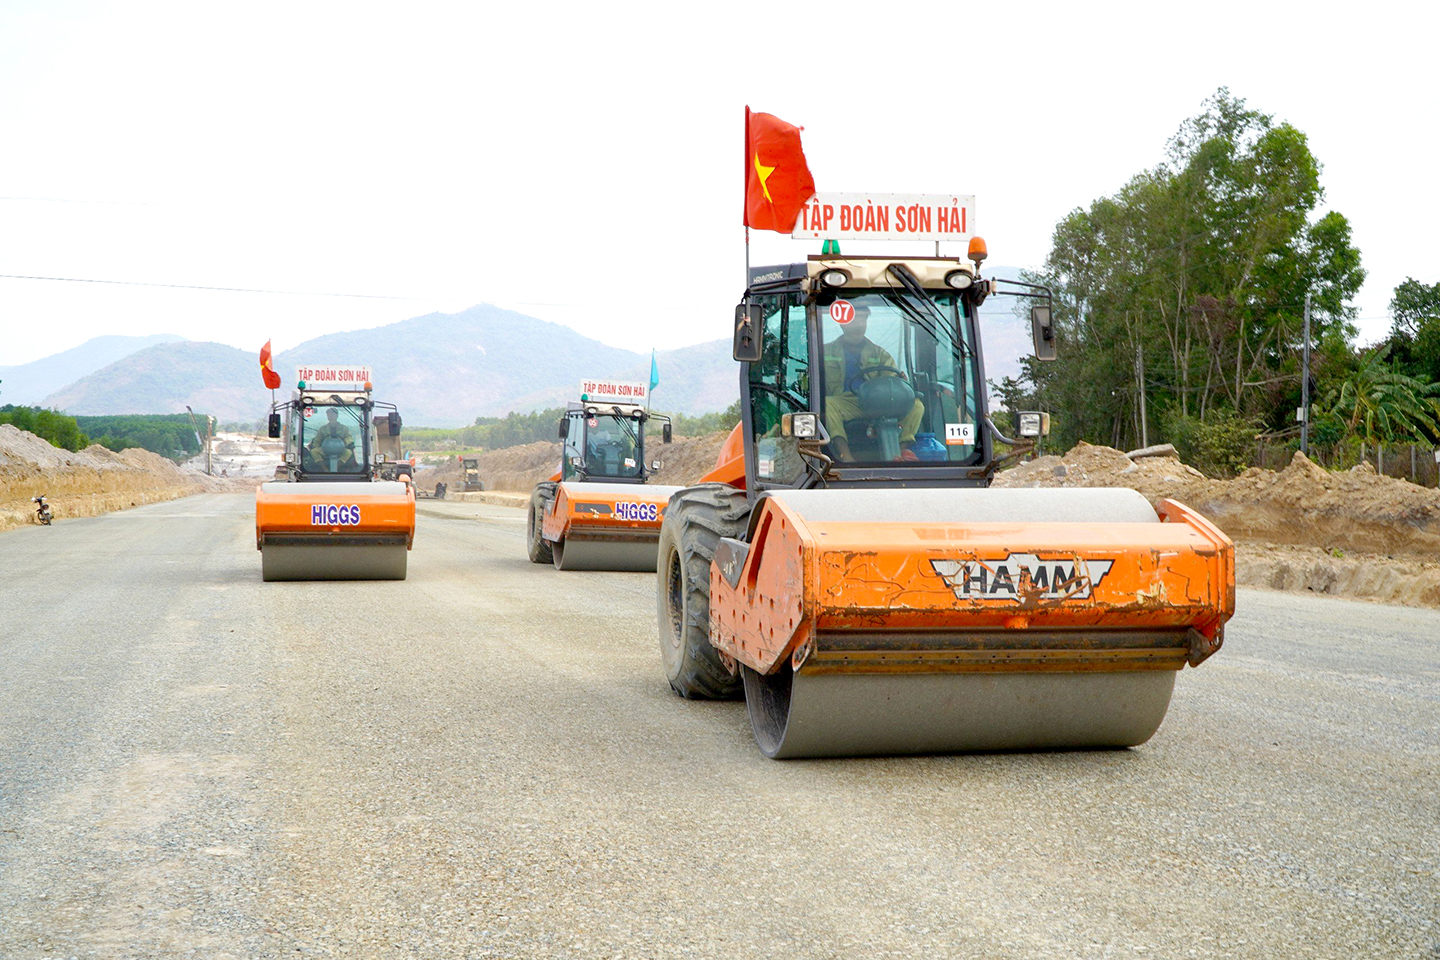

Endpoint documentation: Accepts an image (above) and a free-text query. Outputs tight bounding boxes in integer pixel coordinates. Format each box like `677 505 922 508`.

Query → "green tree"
1388 277 1440 339
1024 88 1365 452
0 405 90 451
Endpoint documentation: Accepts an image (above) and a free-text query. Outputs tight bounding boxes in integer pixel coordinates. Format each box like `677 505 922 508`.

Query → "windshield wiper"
607 408 643 468
884 263 971 360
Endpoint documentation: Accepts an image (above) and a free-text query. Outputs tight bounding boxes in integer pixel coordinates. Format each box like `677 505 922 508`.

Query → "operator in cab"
585 415 641 477
822 302 924 461
306 407 359 473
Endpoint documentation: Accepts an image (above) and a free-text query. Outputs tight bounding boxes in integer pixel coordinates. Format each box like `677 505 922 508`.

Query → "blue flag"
649 350 659 391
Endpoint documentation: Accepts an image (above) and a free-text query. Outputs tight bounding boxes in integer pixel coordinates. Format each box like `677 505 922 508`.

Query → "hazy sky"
2 1 1435 366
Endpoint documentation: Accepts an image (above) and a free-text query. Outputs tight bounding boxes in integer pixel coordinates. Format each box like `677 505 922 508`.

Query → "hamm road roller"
527 381 677 571
656 248 1235 757
255 365 416 581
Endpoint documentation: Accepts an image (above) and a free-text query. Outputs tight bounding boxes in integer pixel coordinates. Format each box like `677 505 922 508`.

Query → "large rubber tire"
656 483 751 700
527 482 556 564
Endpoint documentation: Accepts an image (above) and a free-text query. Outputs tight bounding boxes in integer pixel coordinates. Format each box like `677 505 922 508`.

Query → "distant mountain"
273 304 735 425
43 340 268 422
41 305 737 426
0 334 184 405
37 282 1035 426
500 339 736 417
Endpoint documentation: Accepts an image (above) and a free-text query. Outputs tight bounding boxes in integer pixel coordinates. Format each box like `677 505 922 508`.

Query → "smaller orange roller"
526 392 678 571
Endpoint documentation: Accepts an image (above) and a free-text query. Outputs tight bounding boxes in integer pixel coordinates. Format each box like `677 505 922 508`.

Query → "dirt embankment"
418 432 731 494
995 442 1440 607
0 425 257 532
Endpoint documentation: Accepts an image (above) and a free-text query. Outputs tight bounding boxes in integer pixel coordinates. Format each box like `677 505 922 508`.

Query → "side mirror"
733 302 763 363
651 459 662 470
557 417 569 440
662 422 673 444
388 411 401 435
1031 304 1057 361
268 413 282 439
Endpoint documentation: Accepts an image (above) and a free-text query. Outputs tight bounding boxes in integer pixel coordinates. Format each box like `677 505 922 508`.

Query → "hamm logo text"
930 554 1115 601
311 504 361 526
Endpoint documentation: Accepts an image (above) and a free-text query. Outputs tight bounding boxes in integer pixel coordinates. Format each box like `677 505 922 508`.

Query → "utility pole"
206 416 214 476
1301 293 1312 456
1135 341 1149 448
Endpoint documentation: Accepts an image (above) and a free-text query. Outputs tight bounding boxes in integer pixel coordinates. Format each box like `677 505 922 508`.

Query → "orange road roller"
255 366 416 581
656 252 1235 757
527 392 679 572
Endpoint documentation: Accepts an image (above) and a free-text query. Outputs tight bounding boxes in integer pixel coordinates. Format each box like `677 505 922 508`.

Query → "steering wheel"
857 364 907 381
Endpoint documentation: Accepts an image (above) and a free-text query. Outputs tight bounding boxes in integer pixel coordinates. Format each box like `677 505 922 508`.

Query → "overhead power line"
0 273 420 300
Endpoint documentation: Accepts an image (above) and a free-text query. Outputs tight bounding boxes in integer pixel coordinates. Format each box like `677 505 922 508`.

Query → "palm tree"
1324 350 1440 444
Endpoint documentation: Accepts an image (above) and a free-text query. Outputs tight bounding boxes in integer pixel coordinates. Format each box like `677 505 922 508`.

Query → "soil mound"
995 442 1440 560
0 424 247 531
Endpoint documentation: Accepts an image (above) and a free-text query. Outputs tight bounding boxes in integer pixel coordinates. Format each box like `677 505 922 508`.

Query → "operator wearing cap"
306 407 359 472
822 302 924 461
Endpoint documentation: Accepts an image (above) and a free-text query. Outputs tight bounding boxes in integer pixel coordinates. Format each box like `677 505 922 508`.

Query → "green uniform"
821 338 924 444
307 420 358 471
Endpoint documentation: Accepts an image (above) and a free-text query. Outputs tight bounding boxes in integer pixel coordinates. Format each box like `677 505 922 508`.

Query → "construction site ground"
419 432 1440 610
1 494 1435 957
0 424 260 533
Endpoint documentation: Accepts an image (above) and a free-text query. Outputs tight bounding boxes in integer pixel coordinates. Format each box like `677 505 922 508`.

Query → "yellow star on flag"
752 152 775 204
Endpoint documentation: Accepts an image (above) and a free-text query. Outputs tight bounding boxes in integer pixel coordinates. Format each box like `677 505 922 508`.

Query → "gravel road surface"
1 493 1436 958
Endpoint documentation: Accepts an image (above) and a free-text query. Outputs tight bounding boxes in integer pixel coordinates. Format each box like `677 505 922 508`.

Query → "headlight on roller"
782 412 819 439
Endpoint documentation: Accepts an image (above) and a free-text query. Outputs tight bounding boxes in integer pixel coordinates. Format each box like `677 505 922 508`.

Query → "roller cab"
526 386 676 571
657 251 1237 758
256 365 416 581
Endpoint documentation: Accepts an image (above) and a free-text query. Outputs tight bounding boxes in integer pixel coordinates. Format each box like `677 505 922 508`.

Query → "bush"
1162 409 1259 477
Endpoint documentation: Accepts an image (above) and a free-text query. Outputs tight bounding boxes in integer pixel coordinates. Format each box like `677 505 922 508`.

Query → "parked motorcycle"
32 495 52 525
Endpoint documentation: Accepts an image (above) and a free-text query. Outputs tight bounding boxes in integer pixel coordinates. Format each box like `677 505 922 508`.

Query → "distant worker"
307 408 358 472
822 302 924 461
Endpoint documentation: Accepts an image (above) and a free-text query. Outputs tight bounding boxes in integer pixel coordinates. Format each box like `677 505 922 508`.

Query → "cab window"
300 404 367 474
816 291 980 465
746 290 809 484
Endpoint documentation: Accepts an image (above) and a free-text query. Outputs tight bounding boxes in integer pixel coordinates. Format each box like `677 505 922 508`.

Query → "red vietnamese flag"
744 106 815 233
259 340 281 389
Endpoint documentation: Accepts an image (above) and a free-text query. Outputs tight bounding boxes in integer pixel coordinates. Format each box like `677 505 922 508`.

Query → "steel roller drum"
744 667 1177 758
552 537 660 572
741 486 1177 758
261 540 408 581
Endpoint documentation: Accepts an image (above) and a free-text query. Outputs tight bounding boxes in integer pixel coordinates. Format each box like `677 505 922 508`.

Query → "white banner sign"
297 365 372 387
792 192 975 242
580 379 648 403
